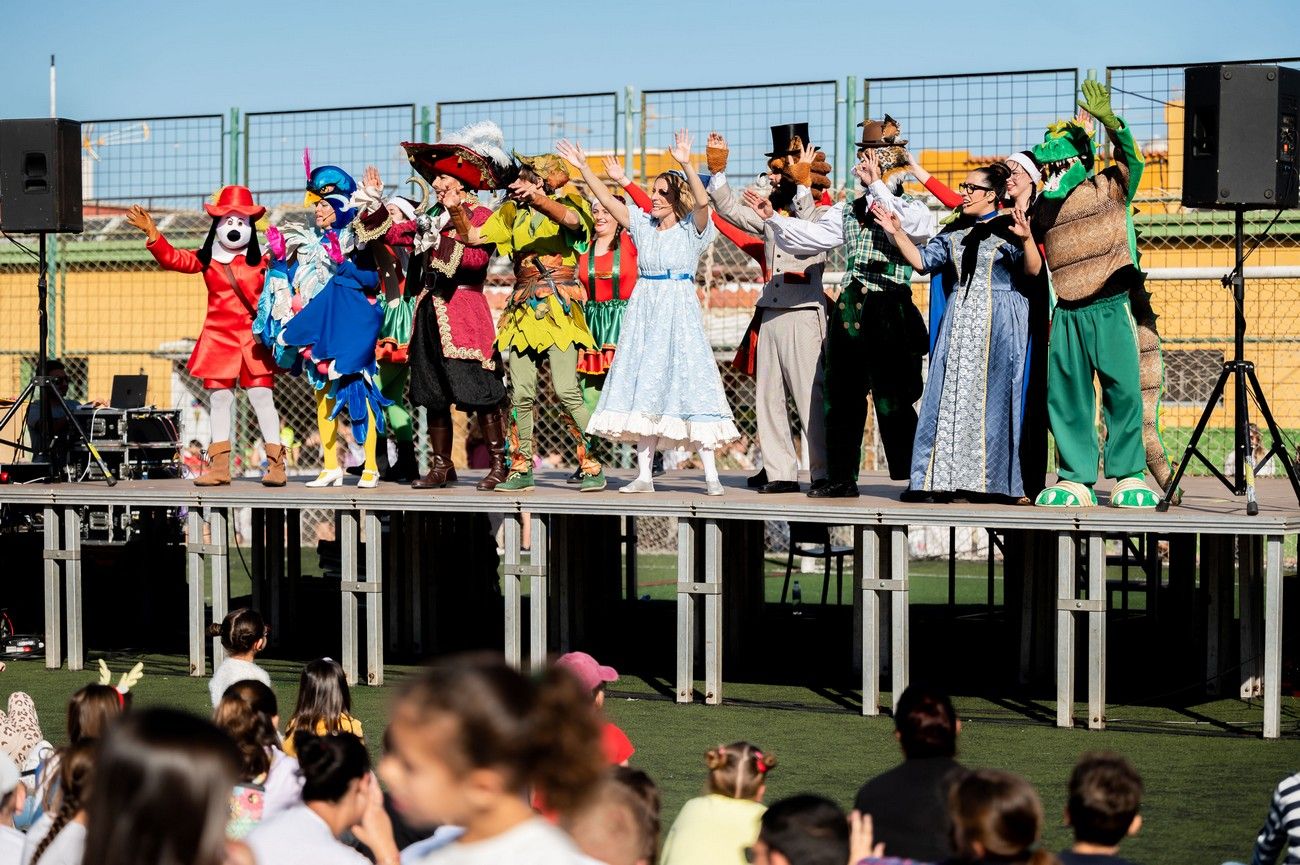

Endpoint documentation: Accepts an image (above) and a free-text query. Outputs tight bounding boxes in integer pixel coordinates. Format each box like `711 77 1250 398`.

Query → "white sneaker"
619 478 655 494
705 478 725 496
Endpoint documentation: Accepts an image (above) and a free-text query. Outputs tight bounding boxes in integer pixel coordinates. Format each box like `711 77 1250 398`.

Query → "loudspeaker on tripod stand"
1182 64 1299 209
0 118 83 233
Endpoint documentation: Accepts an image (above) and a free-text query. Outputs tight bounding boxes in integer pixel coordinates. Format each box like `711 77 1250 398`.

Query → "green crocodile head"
1033 120 1094 200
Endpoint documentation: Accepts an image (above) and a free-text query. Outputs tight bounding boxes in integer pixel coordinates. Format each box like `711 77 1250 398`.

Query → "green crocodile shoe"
495 469 535 492
579 469 607 492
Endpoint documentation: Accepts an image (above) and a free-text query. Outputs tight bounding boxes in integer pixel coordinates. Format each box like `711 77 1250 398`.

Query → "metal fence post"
229 107 240 186
420 105 432 141
843 76 857 191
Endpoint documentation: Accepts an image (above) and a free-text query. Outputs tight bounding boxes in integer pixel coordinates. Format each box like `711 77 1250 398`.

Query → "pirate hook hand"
126 205 160 243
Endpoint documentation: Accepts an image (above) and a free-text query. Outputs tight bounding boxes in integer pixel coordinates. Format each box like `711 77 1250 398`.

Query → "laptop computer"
110 375 148 409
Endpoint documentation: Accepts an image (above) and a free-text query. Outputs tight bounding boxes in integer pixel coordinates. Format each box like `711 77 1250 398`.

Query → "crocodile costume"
1031 79 1172 508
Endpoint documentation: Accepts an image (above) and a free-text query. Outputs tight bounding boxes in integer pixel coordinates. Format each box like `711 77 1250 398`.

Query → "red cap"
204 185 266 220
556 651 618 691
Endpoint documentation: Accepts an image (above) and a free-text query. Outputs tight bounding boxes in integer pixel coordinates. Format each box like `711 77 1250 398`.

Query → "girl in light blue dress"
556 131 739 496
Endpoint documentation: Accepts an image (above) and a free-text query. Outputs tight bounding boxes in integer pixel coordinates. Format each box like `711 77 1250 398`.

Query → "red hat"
556 651 618 691
205 185 266 220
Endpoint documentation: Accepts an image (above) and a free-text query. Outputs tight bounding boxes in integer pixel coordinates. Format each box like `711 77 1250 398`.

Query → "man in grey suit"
707 125 837 494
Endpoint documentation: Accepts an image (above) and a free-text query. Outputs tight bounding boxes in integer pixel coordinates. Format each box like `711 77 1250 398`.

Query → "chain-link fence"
1107 59 1300 467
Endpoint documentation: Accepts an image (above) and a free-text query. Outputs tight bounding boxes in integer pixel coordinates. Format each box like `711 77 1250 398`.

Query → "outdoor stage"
0 471 1294 737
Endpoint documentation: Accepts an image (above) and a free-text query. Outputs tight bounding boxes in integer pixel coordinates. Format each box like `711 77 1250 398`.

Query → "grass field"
4 653 1296 865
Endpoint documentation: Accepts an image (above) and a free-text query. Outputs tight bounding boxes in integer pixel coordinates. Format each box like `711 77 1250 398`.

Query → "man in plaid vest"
762 117 935 497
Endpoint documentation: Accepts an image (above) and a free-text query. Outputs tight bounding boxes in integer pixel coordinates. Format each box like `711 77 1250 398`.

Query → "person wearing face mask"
873 163 1042 503
255 160 391 489
127 187 286 487
452 151 605 492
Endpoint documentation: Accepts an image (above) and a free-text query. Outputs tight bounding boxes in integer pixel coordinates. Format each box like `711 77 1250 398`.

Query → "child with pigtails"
659 742 775 865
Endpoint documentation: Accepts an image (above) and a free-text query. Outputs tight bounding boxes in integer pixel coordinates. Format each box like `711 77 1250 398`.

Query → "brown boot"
412 411 455 489
476 408 510 492
262 443 287 487
194 441 231 487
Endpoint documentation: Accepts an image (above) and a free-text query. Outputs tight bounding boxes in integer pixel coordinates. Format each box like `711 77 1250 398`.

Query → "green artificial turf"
4 654 1296 865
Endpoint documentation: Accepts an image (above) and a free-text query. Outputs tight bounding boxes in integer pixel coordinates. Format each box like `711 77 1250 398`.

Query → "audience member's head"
948 769 1052 864
706 741 775 802
567 767 661 865
289 657 352 736
555 651 619 710
894 684 959 759
33 740 96 864
754 795 849 865
207 608 268 659
83 709 238 865
213 680 281 783
381 652 604 828
292 731 374 837
0 753 24 827
67 683 127 745
1066 752 1144 848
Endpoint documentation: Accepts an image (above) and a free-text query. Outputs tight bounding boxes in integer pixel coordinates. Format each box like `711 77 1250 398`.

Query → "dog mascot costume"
127 187 285 487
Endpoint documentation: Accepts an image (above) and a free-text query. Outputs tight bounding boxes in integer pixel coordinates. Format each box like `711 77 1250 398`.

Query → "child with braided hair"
659 742 775 865
22 741 94 865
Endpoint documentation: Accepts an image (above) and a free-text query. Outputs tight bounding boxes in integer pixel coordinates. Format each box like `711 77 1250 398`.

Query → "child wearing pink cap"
554 652 634 767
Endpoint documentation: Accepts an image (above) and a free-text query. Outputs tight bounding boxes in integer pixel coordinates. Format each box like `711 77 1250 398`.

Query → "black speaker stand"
0 232 115 485
1157 209 1299 513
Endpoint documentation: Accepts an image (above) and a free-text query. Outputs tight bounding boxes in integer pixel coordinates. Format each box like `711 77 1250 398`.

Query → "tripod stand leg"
1244 365 1300 504
1157 363 1233 510
0 380 40 454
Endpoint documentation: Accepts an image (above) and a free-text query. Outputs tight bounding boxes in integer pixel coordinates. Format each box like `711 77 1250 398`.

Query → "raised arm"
128 205 204 274
705 132 766 235
604 157 653 214
556 139 631 229
905 151 964 209
1008 208 1042 277
1077 77 1144 203
669 129 710 232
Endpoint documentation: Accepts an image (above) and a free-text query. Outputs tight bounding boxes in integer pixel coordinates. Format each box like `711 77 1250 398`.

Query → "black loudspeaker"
0 118 83 233
1182 65 1299 209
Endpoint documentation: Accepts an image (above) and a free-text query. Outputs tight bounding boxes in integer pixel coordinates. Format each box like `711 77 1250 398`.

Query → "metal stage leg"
529 515 549 672
857 526 880 716
502 513 523 669
1056 533 1077 728
851 526 864 680
42 507 62 670
209 509 229 672
675 518 697 703
887 527 910 710
63 508 83 672
340 512 359 685
1086 534 1106 729
1263 534 1284 740
702 519 723 705
1239 536 1263 698
186 511 208 676
363 512 384 686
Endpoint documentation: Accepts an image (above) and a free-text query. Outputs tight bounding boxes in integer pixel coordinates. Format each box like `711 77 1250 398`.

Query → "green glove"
1077 78 1120 130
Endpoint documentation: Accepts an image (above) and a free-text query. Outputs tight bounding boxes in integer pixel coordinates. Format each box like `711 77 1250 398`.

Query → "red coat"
147 234 279 380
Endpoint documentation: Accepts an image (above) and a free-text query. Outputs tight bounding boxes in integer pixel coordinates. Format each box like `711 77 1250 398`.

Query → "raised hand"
601 155 629 185
870 201 901 235
125 204 159 242
554 138 588 171
743 188 775 220
1077 77 1118 130
706 131 729 174
363 165 383 192
669 129 693 166
853 149 881 186
1009 207 1033 239
432 174 462 208
848 811 886 865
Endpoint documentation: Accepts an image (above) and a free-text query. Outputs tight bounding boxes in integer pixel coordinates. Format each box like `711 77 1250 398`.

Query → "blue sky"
6 0 1300 119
